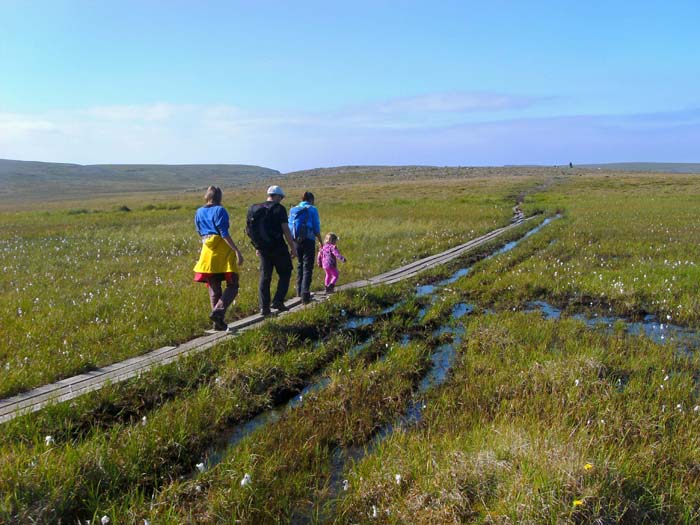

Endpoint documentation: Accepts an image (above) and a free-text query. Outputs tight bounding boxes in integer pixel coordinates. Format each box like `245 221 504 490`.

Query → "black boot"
209 310 227 331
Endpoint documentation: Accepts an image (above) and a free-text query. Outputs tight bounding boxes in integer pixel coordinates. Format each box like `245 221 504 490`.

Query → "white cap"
267 185 285 197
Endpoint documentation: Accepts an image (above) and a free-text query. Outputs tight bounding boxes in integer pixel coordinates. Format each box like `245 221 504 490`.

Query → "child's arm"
317 249 323 267
333 245 346 263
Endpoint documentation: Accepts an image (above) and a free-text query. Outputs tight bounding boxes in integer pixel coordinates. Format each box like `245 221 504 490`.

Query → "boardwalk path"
0 216 534 423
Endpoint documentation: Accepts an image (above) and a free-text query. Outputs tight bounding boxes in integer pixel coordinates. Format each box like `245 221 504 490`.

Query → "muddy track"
0 216 537 423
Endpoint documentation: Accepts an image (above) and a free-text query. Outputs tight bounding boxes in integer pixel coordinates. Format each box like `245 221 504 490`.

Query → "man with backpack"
246 185 296 316
288 191 323 304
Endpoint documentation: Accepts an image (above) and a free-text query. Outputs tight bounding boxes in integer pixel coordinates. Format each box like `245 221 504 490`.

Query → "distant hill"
578 162 700 174
0 159 280 201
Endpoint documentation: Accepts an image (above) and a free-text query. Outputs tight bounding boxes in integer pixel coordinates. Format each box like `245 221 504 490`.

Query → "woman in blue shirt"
193 186 244 330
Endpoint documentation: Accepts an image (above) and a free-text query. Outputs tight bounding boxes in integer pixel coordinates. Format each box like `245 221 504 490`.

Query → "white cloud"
1 100 698 171
84 103 187 122
371 91 539 113
0 113 59 140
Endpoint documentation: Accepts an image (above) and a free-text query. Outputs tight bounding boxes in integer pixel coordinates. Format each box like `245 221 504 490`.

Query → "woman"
193 186 244 330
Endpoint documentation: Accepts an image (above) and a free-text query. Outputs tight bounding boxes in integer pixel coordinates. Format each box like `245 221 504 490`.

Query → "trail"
0 215 535 423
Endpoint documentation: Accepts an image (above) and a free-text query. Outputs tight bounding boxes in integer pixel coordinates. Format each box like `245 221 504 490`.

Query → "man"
289 191 323 304
250 185 296 316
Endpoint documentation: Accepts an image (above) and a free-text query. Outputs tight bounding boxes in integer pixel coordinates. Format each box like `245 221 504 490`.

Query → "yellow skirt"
193 235 239 276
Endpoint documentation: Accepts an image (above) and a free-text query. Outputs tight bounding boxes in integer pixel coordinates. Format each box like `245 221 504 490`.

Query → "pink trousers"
324 267 339 287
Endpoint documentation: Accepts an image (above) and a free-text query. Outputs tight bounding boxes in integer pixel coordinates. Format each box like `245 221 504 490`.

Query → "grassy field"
0 169 541 398
2 167 700 523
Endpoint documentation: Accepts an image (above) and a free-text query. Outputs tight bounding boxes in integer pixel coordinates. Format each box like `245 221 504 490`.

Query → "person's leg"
271 252 293 306
259 253 274 312
207 276 223 311
220 273 240 312
324 268 332 288
295 244 304 297
299 239 315 298
207 275 228 330
327 267 339 291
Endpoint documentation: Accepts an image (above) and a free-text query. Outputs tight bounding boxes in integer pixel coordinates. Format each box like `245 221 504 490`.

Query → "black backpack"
245 202 279 250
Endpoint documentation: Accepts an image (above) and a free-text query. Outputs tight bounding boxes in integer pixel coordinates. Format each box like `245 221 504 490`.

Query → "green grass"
0 171 540 398
334 313 700 524
3 167 700 523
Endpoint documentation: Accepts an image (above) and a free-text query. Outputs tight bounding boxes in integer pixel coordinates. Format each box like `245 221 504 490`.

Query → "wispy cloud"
1 100 698 171
83 103 189 122
370 91 541 114
0 113 59 140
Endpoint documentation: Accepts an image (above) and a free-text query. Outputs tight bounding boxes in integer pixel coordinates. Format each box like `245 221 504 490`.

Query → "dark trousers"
259 250 293 308
296 239 316 297
207 273 239 315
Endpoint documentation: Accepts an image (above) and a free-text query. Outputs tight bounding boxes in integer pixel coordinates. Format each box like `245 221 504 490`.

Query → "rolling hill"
0 159 280 201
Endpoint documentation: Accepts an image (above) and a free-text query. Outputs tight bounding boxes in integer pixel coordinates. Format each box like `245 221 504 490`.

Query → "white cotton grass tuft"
342 479 349 491
101 516 110 525
45 435 54 446
395 473 402 484
196 462 206 473
241 473 252 486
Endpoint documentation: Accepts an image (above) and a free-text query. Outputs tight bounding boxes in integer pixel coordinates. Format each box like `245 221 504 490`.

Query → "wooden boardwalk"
0 217 533 423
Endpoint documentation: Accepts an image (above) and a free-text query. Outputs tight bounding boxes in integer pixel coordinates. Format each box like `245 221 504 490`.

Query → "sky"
1 0 699 172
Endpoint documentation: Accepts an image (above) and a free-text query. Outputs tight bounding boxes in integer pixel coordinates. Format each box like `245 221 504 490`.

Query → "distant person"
569 162 573 168
246 185 296 316
289 191 323 304
317 232 346 293
193 186 244 331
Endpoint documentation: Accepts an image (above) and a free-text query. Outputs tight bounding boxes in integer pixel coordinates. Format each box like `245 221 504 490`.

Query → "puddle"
342 316 376 329
525 301 700 350
488 215 557 258
451 302 474 319
525 300 561 320
347 338 374 359
380 302 402 315
416 284 437 297
438 267 472 286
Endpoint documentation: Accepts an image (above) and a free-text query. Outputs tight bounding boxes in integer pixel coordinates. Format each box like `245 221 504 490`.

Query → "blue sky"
1 0 698 171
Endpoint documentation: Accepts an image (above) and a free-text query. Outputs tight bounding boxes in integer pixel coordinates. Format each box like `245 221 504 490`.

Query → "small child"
317 232 346 293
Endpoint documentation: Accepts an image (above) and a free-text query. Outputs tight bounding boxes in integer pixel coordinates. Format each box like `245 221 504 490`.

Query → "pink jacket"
317 243 346 269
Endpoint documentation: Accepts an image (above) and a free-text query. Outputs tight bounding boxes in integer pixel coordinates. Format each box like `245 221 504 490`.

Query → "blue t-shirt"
195 205 230 238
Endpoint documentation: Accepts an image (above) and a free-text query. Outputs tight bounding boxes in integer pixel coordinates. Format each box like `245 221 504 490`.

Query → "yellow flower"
584 463 594 471
573 499 584 507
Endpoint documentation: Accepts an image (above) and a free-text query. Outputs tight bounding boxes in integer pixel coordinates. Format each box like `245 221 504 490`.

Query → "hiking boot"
301 292 312 305
272 302 289 312
328 284 335 294
260 307 272 317
209 311 227 331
